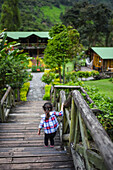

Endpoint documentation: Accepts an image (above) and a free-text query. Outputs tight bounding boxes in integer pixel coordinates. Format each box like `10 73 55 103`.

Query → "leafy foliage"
61 1 113 46
0 0 113 31
41 72 55 85
0 31 30 99
0 0 21 31
20 82 30 101
43 85 52 100
82 85 113 140
44 24 82 83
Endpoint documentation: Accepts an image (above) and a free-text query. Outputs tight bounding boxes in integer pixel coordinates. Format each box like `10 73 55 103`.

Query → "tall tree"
61 2 113 47
44 24 81 83
0 0 21 31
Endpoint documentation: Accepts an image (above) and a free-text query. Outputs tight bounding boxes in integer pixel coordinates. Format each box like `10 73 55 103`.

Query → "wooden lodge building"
88 47 113 72
6 32 50 63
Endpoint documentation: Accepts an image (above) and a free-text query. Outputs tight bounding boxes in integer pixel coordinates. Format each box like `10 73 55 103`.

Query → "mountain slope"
0 0 113 31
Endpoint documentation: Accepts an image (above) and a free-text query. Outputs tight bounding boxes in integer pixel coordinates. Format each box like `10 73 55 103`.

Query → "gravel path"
27 67 94 101
27 72 46 101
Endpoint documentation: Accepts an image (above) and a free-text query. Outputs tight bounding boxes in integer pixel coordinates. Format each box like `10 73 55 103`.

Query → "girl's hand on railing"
37 129 41 135
61 103 64 111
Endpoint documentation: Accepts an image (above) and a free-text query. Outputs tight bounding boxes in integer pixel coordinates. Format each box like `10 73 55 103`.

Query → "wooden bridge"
0 85 113 170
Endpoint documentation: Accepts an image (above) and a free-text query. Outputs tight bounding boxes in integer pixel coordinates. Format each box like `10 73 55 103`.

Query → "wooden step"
0 101 74 169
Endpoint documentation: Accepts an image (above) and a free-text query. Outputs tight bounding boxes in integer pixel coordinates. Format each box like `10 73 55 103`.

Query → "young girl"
38 102 64 147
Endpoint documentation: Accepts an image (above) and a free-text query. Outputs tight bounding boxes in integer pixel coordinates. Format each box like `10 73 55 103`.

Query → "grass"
40 5 66 23
84 79 113 99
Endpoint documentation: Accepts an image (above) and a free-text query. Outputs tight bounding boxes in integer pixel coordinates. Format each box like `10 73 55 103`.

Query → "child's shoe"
50 145 54 147
44 145 48 147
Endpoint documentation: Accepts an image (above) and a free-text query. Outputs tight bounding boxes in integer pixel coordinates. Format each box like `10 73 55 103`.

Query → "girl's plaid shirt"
39 110 63 134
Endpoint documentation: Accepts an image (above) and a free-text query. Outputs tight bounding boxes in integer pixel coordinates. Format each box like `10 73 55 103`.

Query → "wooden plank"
54 85 81 89
0 155 72 164
0 161 74 170
0 98 75 170
72 90 113 170
0 151 68 158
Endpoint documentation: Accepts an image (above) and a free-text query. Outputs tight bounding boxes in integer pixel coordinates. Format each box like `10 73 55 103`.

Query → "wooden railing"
51 85 113 170
0 86 15 122
19 43 47 49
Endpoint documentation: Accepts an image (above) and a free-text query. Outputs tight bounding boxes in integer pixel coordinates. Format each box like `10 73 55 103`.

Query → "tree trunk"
105 32 110 47
58 65 62 83
63 64 65 84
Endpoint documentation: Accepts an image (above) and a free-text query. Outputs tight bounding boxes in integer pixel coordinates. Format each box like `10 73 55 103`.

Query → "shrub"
20 82 30 101
28 73 33 81
109 77 113 83
82 85 113 140
65 72 78 83
41 72 55 84
32 65 37 72
43 85 52 100
31 65 44 72
28 60 32 68
52 78 61 86
91 70 99 77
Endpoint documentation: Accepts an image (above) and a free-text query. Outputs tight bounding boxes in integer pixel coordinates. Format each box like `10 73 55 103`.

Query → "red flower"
37 69 40 71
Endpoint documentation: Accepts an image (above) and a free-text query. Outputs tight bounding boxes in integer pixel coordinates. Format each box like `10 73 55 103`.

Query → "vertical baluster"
69 98 76 147
53 88 56 108
73 108 80 148
1 104 5 122
79 112 91 170
12 89 15 106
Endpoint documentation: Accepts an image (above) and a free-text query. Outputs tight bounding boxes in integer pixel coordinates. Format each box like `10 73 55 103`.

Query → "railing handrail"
21 42 47 44
51 86 113 170
52 85 97 109
0 86 15 122
72 90 113 170
1 86 11 106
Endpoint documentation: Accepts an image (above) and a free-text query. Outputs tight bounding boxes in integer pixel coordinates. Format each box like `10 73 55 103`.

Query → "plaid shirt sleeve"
53 110 63 117
39 118 44 129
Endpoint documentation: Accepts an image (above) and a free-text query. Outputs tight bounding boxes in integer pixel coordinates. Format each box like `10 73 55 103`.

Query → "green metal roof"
5 32 50 39
91 47 113 59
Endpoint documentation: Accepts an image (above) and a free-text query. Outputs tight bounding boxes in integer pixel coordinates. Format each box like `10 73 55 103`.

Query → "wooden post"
12 90 15 106
73 109 79 147
1 105 5 122
17 88 20 102
8 91 11 108
79 112 91 170
53 88 56 107
69 99 76 146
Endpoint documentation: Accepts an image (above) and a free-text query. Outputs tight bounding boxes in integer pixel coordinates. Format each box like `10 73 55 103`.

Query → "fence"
51 85 113 170
0 86 17 122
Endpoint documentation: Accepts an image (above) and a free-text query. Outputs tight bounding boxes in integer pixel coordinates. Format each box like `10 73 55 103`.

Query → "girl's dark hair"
43 102 53 111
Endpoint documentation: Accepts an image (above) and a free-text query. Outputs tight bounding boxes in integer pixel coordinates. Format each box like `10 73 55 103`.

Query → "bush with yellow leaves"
20 82 30 101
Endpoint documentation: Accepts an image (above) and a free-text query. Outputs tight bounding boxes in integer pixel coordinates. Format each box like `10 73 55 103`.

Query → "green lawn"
84 79 113 99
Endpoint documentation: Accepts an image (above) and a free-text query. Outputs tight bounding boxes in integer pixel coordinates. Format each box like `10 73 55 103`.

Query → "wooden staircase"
0 101 74 170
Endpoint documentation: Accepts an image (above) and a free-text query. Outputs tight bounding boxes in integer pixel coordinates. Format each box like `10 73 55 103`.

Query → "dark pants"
44 131 56 146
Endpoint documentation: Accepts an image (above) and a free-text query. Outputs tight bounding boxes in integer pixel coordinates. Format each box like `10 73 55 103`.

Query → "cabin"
87 47 113 72
6 32 50 64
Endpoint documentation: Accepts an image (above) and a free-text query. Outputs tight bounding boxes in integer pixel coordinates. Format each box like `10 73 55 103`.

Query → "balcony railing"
18 43 47 49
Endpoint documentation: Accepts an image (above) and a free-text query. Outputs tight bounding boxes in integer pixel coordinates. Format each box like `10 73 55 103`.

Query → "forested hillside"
0 0 113 31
